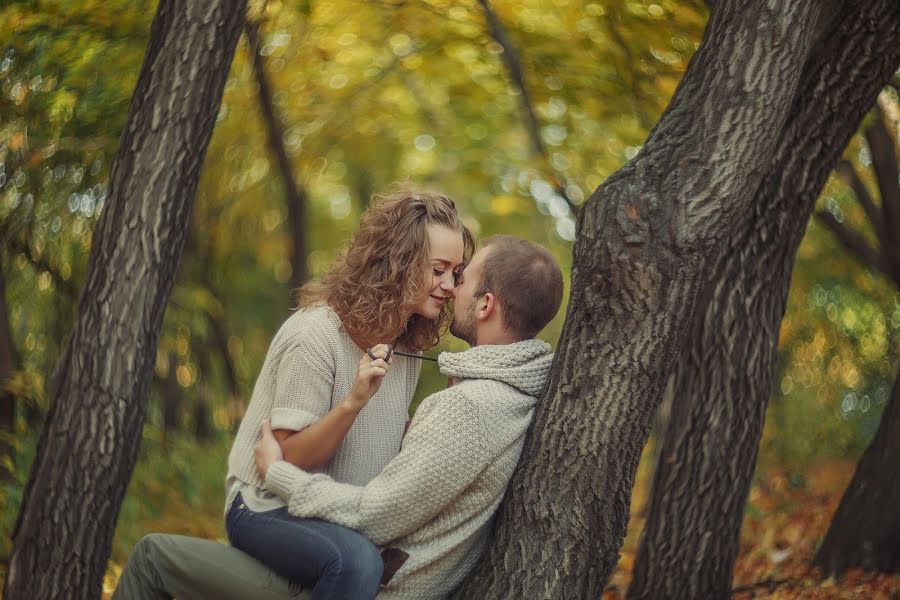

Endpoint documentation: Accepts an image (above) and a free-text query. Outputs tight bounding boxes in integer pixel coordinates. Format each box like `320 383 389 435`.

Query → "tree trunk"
162 352 181 439
814 371 900 574
246 21 308 291
193 347 214 440
3 2 246 598
813 99 900 580
456 2 824 597
0 256 17 482
628 4 900 598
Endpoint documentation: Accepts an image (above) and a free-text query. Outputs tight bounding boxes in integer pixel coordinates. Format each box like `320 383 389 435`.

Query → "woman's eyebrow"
431 258 457 266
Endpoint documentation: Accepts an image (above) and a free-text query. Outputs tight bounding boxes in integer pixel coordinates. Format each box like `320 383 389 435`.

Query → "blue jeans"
226 494 383 600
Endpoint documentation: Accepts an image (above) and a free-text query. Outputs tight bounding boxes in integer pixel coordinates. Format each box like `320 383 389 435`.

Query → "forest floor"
606 458 900 599
4 451 896 599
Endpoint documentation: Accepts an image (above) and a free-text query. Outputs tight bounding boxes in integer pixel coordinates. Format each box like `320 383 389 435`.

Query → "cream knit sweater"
225 304 420 514
265 339 554 599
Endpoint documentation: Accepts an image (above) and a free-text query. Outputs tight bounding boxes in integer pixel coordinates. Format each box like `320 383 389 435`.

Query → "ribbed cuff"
265 460 307 501
270 408 319 432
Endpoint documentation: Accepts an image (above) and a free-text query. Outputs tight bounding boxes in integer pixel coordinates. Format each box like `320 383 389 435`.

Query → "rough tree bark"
456 2 824 597
814 104 900 575
3 2 247 598
629 3 900 597
246 21 308 291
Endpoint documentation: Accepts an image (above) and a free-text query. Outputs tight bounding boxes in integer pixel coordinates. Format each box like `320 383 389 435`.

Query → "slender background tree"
813 101 900 576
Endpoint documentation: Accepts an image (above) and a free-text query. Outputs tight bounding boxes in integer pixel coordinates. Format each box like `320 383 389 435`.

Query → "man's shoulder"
450 377 515 399
418 379 513 416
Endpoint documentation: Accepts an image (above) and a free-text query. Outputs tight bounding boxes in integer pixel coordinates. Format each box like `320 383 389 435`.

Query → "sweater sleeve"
265 389 489 545
269 317 338 432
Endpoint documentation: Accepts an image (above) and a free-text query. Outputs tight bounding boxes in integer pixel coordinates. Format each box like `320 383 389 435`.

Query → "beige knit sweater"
265 339 554 599
225 304 420 514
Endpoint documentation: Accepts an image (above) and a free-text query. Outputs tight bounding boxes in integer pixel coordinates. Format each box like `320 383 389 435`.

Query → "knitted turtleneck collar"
437 338 554 397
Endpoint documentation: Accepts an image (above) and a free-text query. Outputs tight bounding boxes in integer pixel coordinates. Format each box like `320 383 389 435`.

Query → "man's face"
450 246 490 346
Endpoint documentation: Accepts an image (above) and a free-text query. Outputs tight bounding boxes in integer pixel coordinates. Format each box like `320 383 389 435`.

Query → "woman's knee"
330 536 383 589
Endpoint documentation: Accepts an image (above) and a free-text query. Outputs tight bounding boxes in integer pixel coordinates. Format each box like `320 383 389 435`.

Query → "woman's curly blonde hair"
298 185 476 352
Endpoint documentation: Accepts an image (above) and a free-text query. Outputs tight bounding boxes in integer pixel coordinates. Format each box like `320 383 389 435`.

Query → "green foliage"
110 429 232 562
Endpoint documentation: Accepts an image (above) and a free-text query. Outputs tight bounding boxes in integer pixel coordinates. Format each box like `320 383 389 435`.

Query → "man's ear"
477 292 497 322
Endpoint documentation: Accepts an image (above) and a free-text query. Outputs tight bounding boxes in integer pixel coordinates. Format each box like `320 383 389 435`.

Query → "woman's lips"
430 295 447 304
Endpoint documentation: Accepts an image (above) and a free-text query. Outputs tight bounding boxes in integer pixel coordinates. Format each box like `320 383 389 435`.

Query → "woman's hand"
347 343 393 412
255 419 284 479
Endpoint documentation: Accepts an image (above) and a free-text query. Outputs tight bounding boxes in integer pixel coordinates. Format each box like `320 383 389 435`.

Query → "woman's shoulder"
276 304 345 346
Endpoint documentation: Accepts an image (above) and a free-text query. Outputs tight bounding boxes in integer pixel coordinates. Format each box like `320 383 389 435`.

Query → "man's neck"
473 326 520 346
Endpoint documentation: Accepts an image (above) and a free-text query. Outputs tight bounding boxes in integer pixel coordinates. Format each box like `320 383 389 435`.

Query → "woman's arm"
274 344 392 470
273 401 359 470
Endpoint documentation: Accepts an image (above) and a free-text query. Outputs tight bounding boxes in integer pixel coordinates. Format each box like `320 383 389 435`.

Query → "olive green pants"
112 533 311 600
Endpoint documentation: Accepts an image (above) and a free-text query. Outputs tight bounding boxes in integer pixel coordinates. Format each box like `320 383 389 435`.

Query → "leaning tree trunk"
456 2 823 597
3 2 246 598
629 4 900 598
814 371 900 574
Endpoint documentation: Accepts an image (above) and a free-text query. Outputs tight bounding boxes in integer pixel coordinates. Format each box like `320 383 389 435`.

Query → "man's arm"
263 389 489 546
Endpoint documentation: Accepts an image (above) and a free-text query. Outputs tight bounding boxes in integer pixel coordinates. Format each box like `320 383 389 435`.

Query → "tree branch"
605 11 656 133
205 307 240 400
245 20 308 289
815 210 891 277
865 105 900 269
477 0 578 215
835 159 888 247
6 239 79 301
477 0 542 157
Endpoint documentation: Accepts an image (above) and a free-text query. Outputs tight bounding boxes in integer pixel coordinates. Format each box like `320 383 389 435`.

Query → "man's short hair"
474 235 564 340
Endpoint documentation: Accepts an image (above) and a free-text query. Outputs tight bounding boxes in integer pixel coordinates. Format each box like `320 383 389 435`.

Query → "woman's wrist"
341 393 366 414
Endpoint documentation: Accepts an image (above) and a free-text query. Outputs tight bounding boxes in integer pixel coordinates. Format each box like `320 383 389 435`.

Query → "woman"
224 186 474 599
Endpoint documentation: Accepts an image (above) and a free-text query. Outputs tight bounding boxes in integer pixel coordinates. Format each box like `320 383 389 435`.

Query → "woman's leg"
228 501 383 600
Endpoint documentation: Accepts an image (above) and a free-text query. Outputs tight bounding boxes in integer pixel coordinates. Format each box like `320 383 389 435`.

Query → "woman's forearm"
273 399 362 470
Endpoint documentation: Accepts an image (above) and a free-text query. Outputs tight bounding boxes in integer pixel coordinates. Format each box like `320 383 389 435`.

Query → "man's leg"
228 506 382 600
112 533 308 600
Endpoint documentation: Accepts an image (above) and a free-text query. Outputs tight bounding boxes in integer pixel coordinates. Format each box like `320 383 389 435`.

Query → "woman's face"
411 224 466 320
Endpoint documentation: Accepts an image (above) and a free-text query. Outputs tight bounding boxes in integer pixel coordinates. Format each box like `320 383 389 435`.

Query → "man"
114 235 563 599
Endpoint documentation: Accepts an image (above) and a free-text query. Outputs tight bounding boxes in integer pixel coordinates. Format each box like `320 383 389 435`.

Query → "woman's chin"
412 306 441 321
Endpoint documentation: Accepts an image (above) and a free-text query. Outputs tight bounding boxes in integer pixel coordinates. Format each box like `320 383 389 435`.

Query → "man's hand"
255 419 284 480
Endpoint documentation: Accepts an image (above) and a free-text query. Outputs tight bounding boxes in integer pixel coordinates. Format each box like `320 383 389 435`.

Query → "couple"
114 186 564 599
